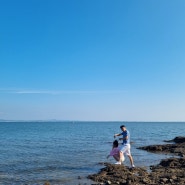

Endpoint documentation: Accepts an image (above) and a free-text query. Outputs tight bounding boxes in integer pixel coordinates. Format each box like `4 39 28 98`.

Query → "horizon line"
0 119 184 123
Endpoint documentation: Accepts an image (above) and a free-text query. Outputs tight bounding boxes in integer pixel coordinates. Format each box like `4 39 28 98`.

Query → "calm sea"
0 121 185 185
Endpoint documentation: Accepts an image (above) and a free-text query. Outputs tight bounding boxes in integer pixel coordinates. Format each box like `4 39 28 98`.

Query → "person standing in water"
114 125 135 167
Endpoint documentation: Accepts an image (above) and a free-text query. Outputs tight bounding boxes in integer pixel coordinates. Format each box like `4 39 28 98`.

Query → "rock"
164 136 185 143
174 136 185 143
171 175 177 180
121 179 126 184
142 178 149 183
88 136 185 185
138 137 185 156
161 178 168 183
106 180 111 184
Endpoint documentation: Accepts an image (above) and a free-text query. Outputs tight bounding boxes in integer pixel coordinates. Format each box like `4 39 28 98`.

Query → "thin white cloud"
0 89 126 95
15 90 61 95
15 90 126 95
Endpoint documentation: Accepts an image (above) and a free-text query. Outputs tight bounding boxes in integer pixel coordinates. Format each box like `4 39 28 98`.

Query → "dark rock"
138 137 185 156
88 136 185 185
174 136 185 143
164 136 185 143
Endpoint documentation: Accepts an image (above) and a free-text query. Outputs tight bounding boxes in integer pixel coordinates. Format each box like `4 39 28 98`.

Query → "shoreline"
88 136 185 185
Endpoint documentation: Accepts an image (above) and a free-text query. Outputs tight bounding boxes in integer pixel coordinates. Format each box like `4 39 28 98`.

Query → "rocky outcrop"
164 136 185 143
138 136 185 157
88 136 185 185
88 163 149 185
88 158 185 185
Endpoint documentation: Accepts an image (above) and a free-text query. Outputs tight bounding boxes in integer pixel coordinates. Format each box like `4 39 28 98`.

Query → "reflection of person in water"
107 140 125 163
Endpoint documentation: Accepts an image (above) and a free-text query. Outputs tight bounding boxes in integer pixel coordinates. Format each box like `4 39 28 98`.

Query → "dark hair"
120 125 126 129
113 140 118 147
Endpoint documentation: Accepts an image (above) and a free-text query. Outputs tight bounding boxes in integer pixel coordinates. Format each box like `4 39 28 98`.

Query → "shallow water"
0 121 185 184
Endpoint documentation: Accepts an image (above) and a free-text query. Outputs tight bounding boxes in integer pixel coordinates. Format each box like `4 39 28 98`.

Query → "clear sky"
0 0 185 121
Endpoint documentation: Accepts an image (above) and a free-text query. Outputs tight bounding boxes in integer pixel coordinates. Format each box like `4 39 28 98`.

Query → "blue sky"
0 0 185 121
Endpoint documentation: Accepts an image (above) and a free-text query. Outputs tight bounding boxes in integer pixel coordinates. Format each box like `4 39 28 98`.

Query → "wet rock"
88 136 185 185
88 158 185 184
138 136 185 156
173 136 184 143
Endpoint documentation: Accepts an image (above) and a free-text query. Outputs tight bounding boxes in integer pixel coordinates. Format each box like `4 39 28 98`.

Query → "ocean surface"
0 121 185 185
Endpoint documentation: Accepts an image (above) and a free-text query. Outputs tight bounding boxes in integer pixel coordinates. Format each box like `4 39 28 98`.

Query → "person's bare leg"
128 155 134 166
114 153 124 163
119 151 123 162
114 151 122 164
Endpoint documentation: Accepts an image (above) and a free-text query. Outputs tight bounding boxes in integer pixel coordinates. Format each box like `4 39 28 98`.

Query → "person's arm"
114 133 122 138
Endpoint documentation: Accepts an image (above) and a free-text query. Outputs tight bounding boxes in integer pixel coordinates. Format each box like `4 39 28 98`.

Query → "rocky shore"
88 136 185 185
138 136 185 157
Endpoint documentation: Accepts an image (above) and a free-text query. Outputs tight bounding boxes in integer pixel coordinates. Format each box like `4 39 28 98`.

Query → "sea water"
0 121 185 185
